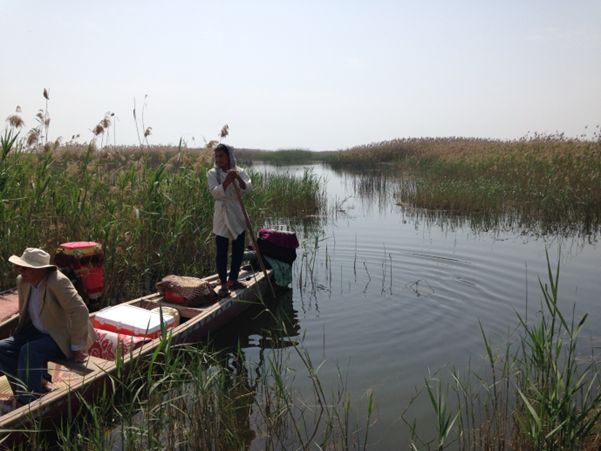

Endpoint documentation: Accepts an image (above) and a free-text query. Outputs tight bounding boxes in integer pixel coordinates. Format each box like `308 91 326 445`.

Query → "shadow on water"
209 288 301 354
22 291 302 450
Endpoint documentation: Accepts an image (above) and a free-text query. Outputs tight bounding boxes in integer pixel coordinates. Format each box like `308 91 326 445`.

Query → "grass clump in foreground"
4 309 373 450
0 139 325 302
330 135 601 234
404 252 601 450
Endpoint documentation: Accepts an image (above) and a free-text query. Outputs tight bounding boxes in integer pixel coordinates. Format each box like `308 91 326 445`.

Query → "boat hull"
0 269 272 443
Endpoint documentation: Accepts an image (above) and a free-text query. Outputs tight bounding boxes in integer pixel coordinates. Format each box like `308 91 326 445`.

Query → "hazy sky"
1 1 600 150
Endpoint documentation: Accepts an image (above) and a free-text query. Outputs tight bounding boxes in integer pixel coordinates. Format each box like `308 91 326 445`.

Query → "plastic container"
55 241 104 300
57 241 102 256
92 304 176 339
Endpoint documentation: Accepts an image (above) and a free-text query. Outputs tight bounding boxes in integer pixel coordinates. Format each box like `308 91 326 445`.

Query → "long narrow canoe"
0 267 272 442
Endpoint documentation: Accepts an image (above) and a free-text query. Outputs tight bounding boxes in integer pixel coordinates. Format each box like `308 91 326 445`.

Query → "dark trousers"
0 323 65 404
216 232 245 284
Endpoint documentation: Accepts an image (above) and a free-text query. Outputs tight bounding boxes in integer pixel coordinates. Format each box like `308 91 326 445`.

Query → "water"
216 163 601 448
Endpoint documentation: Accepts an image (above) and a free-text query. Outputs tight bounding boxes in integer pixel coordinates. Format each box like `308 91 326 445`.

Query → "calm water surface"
217 163 601 449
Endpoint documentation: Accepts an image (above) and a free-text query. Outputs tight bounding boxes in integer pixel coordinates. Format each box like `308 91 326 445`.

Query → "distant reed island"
239 134 601 234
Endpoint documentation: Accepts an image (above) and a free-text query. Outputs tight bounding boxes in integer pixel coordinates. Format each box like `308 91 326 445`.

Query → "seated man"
0 248 96 410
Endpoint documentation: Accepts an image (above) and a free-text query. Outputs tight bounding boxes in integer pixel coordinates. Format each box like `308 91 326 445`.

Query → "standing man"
0 248 95 409
207 144 252 297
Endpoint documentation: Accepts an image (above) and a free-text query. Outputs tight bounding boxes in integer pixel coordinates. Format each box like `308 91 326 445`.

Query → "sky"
1 1 600 150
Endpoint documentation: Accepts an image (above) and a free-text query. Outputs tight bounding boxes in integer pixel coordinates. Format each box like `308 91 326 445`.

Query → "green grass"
328 135 601 234
2 302 373 450
8 252 598 450
234 135 601 234
0 141 325 303
404 251 601 450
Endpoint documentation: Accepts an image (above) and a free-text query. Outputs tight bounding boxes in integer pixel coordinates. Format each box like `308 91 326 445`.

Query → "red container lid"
58 241 102 249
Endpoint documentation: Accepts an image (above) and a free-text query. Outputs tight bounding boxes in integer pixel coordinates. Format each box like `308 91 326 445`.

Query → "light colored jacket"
207 166 251 240
15 270 96 358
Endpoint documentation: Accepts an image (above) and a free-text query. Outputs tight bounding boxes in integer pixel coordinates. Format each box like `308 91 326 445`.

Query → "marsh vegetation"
0 140 324 302
2 100 600 449
5 253 599 450
331 135 601 235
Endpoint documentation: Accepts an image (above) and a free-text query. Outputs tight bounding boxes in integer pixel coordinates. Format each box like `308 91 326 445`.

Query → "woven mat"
0 375 13 398
0 292 19 323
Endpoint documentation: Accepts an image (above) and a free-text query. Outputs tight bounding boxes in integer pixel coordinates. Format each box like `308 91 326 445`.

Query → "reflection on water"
211 289 301 353
243 163 601 448
330 165 601 239
339 169 401 215
57 162 601 449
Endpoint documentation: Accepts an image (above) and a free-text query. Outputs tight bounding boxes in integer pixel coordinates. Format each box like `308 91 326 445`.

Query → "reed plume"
92 123 104 136
220 124 229 138
6 114 24 129
26 128 40 146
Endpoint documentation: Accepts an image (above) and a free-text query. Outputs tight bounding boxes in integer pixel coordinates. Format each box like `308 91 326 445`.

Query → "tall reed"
404 251 601 450
0 143 325 303
329 135 601 235
6 309 373 450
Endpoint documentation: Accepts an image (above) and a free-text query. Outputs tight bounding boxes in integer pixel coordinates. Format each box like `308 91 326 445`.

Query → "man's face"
214 149 230 171
15 266 47 285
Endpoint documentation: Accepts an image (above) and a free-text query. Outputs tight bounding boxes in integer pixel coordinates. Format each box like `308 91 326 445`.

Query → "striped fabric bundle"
156 275 218 306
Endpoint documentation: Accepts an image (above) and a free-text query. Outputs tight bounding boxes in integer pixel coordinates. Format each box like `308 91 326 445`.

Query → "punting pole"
232 180 277 298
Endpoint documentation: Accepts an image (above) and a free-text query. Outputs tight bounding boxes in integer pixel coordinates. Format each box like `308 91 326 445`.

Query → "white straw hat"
8 248 56 269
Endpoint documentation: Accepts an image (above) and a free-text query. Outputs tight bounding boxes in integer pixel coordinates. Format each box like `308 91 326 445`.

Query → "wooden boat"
0 266 272 441
0 289 19 339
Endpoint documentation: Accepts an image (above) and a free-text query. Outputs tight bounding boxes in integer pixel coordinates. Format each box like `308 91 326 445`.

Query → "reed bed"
4 303 372 450
237 148 335 166
329 135 601 234
0 140 325 303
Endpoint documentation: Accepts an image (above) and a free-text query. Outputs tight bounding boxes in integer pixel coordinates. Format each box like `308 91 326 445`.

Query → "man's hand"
72 350 88 363
227 169 246 190
223 170 237 187
223 170 240 189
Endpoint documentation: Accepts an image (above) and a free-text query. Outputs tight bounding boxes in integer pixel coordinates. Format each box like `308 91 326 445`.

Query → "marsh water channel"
211 163 601 449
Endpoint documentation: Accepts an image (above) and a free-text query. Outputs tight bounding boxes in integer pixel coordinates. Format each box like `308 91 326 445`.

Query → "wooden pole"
232 181 277 298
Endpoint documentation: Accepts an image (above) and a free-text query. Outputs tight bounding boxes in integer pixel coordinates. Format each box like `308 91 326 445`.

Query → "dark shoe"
217 286 229 298
227 280 246 290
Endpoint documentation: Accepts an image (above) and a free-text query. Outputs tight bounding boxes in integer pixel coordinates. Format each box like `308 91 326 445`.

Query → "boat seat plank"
47 355 112 390
0 355 111 398
0 357 121 402
158 302 207 319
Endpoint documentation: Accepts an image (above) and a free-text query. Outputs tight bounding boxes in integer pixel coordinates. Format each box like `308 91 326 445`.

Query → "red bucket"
78 266 103 300
55 241 103 301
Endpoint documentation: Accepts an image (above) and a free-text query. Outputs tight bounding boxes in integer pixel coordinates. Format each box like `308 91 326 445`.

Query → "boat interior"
0 266 267 405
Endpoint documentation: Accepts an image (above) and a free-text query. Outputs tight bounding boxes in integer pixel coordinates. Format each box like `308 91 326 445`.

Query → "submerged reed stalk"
403 251 601 450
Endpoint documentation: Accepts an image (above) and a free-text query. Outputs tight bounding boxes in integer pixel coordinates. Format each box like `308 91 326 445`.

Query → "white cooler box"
92 304 177 339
